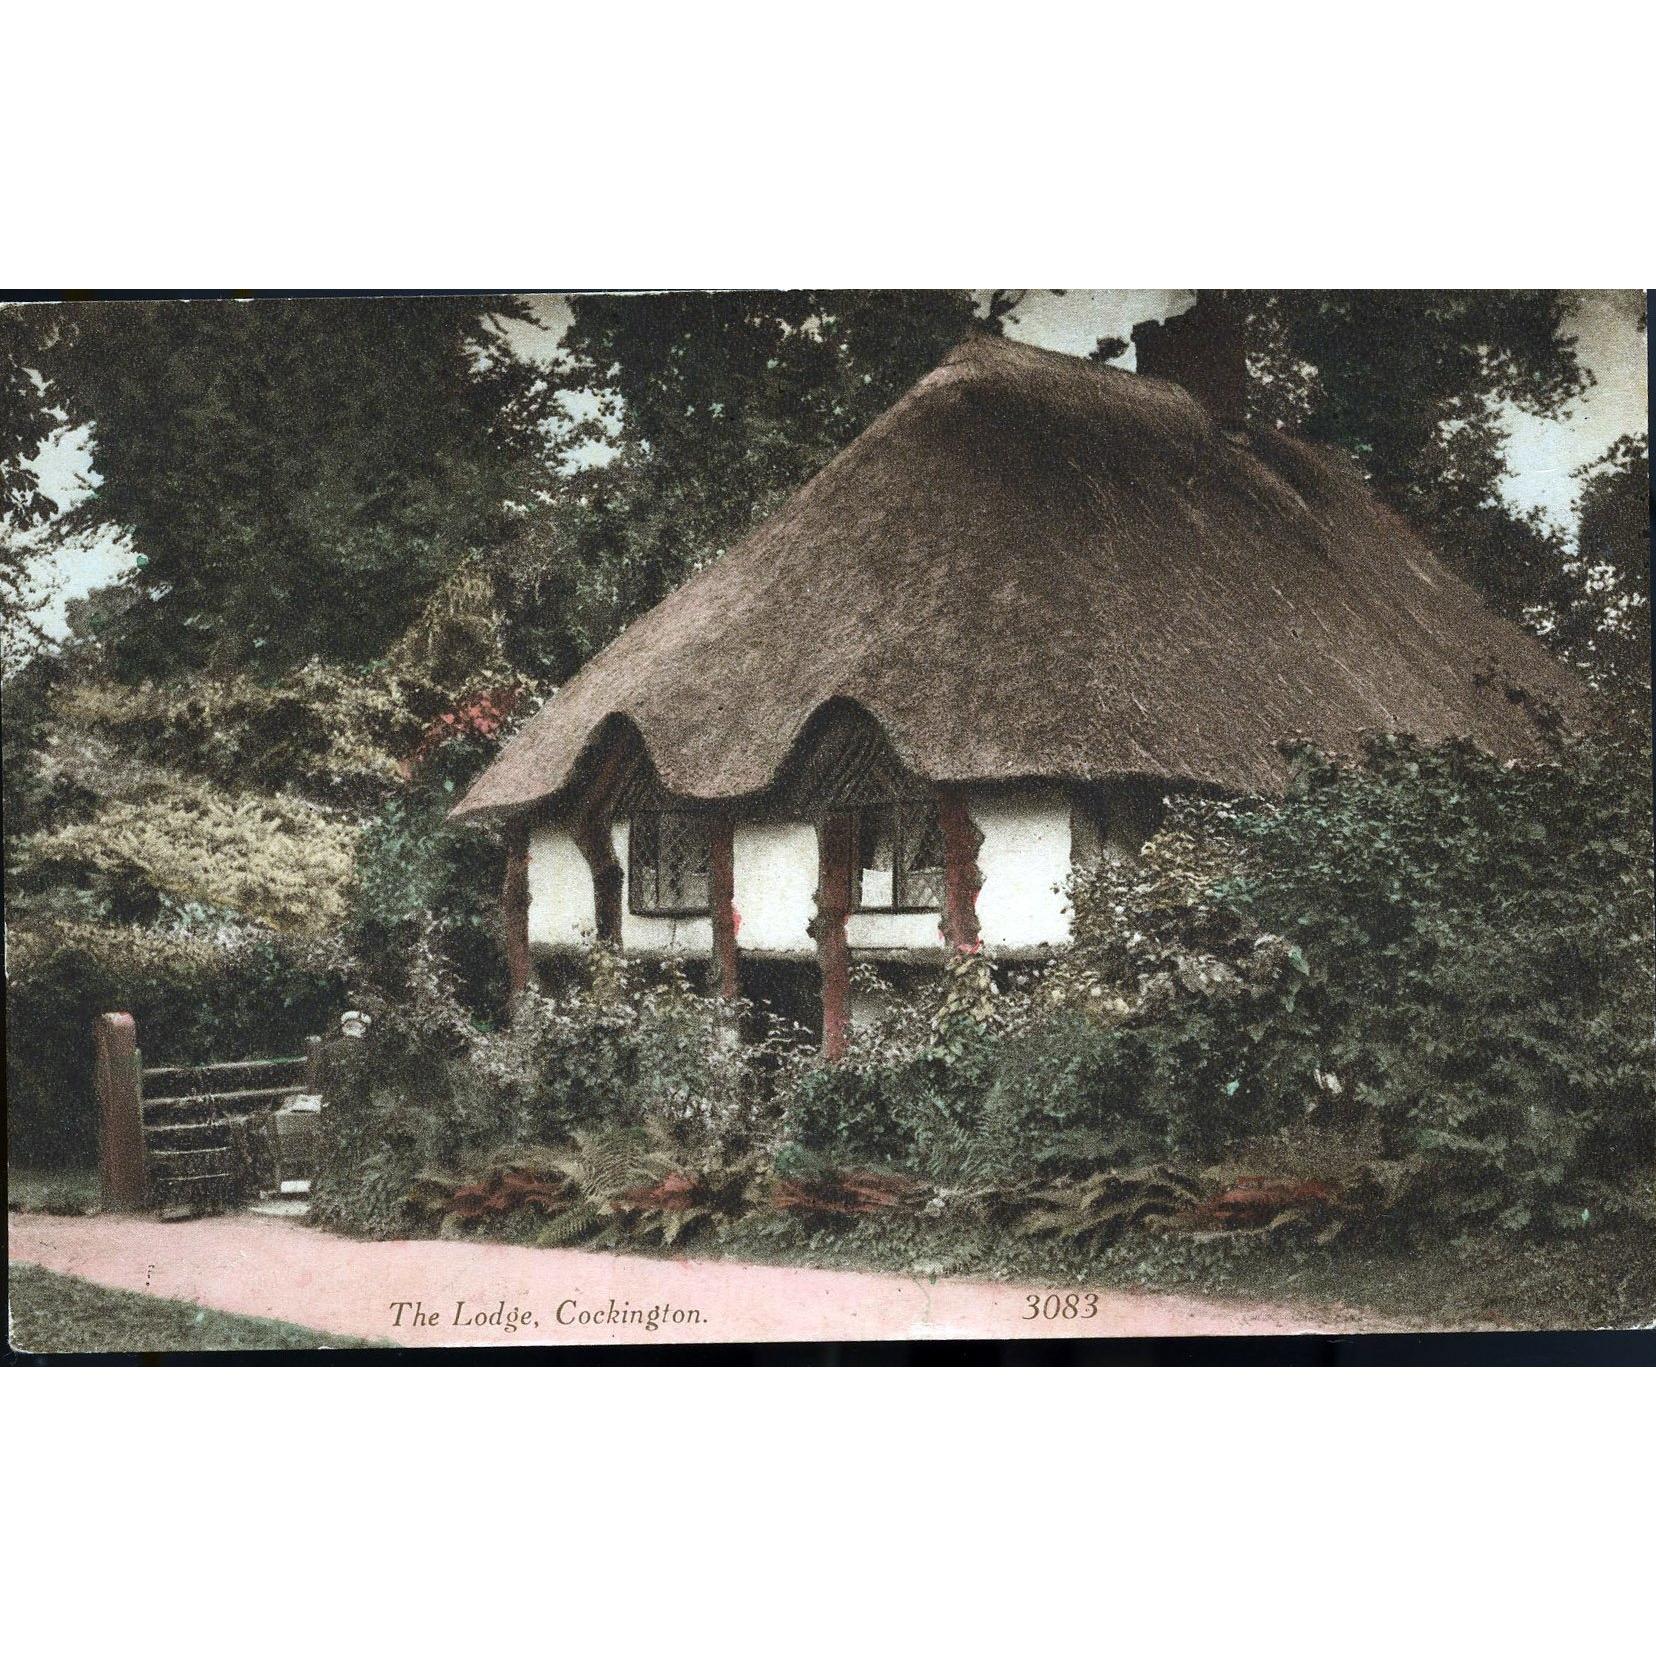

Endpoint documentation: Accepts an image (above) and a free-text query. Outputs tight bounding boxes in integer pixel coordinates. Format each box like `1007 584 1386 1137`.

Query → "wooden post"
502 820 531 1014
95 1012 146 1210
815 811 854 1060
570 745 633 949
937 786 984 953
709 812 738 1000
303 1035 324 1091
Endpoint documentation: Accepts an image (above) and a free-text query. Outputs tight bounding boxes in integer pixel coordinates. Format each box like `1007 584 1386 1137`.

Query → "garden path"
8 1211 1388 1348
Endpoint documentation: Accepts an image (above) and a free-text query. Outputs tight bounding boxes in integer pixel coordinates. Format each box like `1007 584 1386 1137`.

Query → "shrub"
776 725 1655 1241
346 735 506 1018
309 943 794 1237
1217 727 1656 1237
4 919 345 1166
13 782 356 934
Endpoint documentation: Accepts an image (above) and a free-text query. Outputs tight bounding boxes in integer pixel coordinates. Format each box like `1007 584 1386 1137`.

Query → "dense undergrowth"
3 564 521 1166
307 727 1656 1327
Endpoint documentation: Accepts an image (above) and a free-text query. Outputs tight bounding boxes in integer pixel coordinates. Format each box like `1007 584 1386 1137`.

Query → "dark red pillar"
816 811 854 1060
571 747 631 948
502 822 531 1014
95 1011 146 1210
573 814 623 946
709 812 739 1000
937 786 983 953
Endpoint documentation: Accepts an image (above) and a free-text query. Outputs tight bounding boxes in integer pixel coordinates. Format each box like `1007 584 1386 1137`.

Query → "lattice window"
628 811 712 917
854 799 944 913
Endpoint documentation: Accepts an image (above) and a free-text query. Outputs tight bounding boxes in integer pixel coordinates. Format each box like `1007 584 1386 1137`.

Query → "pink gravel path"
8 1211 1384 1347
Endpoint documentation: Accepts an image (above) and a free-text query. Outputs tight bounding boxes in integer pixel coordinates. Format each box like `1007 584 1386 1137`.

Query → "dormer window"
628 811 711 917
853 799 944 913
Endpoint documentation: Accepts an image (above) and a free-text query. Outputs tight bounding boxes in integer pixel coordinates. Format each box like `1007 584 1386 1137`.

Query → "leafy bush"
4 920 345 1166
1218 727 1655 1238
48 666 414 802
14 782 356 934
309 943 795 1238
346 733 507 1017
776 955 1007 1178
774 726 1653 1242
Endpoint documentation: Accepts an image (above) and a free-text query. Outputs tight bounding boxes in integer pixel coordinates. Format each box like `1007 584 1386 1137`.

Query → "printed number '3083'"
1023 1292 1099 1320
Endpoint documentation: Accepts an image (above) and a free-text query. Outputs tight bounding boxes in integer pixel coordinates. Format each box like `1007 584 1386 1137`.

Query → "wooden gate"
94 1012 324 1215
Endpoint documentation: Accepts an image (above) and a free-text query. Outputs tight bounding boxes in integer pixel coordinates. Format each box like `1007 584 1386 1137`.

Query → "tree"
14 296 556 678
1546 434 1651 697
0 306 66 663
494 290 987 681
1245 291 1591 626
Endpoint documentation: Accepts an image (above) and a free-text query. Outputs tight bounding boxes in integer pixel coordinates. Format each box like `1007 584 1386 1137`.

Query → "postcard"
5 288 1651 1356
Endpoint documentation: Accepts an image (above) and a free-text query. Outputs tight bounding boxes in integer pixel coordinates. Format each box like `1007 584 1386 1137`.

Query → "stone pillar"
95 1012 146 1210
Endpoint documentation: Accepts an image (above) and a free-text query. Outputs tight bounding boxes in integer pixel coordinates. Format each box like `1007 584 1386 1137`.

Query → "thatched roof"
455 333 1590 824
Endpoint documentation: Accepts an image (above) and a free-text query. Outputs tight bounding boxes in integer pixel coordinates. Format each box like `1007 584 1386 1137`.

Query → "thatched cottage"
454 298 1586 1053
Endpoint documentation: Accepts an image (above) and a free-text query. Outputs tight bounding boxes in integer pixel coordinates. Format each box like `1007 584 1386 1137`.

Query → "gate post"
95 1012 147 1209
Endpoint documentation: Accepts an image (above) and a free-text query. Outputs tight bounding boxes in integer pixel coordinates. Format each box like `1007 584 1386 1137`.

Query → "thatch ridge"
455 333 1590 823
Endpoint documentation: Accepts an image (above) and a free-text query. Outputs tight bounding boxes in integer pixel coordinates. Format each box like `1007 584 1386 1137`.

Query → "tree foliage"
0 306 65 660
493 290 986 680
1246 291 1591 624
12 297 555 677
1547 433 1651 696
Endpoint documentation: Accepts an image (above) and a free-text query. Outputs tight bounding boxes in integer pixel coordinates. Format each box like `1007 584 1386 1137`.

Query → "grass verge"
7 1264 382 1354
707 1212 1656 1332
8 1166 100 1216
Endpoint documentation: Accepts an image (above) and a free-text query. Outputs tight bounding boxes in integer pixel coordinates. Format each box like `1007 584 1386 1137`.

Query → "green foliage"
309 944 794 1238
1217 727 1656 1237
14 781 356 934
0 308 64 660
2 542 532 1166
12 296 555 677
496 291 987 681
4 920 344 1166
1247 290 1589 625
347 733 508 1015
1547 434 1651 698
46 667 413 801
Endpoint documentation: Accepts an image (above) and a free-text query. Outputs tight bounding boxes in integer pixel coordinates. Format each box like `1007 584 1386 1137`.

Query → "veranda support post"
502 821 532 1014
94 1012 146 1209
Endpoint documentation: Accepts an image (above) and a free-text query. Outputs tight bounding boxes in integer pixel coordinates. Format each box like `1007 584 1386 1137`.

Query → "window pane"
661 812 710 911
857 806 897 909
898 801 944 910
631 814 659 910
629 811 712 915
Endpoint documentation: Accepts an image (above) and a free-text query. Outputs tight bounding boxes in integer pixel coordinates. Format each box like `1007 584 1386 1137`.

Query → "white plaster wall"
968 786 1073 951
612 820 715 957
526 825 596 954
559 792 1075 964
732 822 817 956
845 907 945 952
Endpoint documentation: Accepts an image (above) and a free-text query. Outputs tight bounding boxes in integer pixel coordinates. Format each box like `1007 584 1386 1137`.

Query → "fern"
535 1202 613 1249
